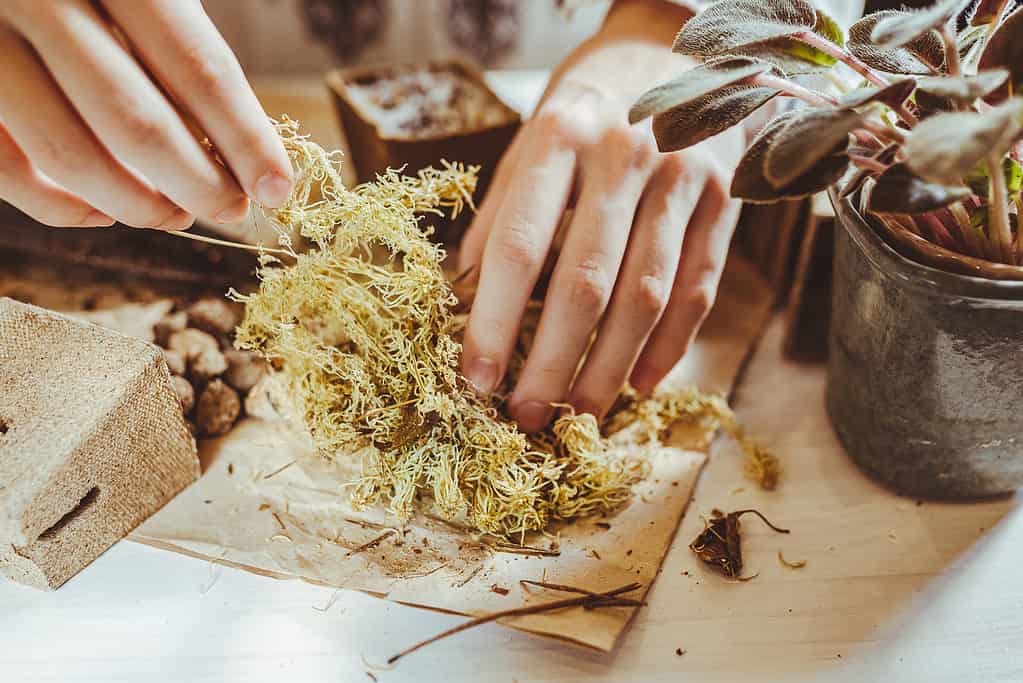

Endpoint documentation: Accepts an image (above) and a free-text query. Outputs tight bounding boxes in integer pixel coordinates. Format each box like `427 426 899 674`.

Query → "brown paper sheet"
0 248 769 650
127 253 773 651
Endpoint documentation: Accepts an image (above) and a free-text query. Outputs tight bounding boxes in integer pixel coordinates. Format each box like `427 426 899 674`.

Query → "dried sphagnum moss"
233 118 775 539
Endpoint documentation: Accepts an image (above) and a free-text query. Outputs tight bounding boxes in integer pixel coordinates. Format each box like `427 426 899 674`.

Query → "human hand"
458 0 747 432
0 0 292 230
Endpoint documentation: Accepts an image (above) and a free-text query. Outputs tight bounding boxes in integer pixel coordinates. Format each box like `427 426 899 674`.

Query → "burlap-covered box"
0 298 199 590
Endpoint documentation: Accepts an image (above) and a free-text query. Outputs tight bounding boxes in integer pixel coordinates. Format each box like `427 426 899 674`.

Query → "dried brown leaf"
848 11 946 75
731 111 849 203
764 108 862 189
629 57 773 125
673 0 817 57
651 85 780 153
867 163 972 214
979 8 1023 103
904 98 1023 185
870 0 969 48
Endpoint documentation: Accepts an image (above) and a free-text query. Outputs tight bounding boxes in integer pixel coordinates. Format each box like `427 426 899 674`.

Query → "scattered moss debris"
387 581 644 664
604 388 781 491
690 509 790 579
233 118 775 539
777 551 807 569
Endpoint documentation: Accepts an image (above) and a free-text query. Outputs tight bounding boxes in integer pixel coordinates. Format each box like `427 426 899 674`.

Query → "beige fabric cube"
0 298 199 590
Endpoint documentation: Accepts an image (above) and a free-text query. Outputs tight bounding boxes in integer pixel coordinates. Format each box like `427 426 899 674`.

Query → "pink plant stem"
794 31 919 128
755 73 837 108
795 31 888 88
862 120 906 146
939 26 962 78
918 213 958 249
754 73 883 149
849 155 889 173
988 154 1015 263
946 202 985 259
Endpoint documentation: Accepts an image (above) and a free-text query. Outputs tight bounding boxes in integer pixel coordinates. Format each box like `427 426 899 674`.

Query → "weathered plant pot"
827 186 1023 498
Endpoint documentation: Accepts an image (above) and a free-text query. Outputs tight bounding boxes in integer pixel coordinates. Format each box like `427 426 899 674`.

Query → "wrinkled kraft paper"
129 255 774 652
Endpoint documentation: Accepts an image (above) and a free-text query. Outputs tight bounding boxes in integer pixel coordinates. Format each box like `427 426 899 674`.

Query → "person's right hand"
0 0 293 230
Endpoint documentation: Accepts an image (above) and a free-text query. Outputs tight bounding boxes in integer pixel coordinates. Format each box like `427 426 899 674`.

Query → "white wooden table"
3 73 1022 683
3 319 1021 683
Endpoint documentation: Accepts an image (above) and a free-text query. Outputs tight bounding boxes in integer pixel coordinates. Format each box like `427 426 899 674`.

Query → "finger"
7 0 249 223
567 154 700 420
508 126 655 432
101 0 294 208
458 132 525 278
0 122 113 227
0 26 191 230
460 111 577 395
630 167 742 394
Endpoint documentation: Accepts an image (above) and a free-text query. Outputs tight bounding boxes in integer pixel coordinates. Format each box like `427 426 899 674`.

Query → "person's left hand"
458 0 748 432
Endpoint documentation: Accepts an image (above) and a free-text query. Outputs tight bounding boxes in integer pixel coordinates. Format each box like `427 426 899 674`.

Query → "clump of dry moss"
232 118 775 539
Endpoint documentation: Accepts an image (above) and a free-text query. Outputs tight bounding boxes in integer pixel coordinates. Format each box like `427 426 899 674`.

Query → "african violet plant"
630 0 1023 267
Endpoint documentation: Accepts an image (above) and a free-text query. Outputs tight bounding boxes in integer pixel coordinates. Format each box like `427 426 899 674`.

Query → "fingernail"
464 357 499 394
83 210 114 227
512 401 554 433
570 398 600 419
215 196 250 224
253 170 293 208
157 208 193 231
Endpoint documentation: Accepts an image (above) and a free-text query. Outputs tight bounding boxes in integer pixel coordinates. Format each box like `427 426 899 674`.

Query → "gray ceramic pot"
827 187 1023 498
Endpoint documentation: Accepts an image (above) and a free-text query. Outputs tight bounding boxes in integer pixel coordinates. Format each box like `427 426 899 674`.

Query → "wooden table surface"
2 74 1022 683
2 319 1020 682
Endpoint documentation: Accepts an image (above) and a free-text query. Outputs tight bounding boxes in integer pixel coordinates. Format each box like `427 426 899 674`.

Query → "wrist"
601 0 695 48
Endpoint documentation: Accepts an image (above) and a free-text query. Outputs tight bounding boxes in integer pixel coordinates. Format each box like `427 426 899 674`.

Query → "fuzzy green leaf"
848 11 946 74
904 98 1023 185
870 0 969 48
868 163 972 213
673 0 817 57
652 85 780 153
965 156 1023 197
764 108 863 189
730 8 845 75
979 8 1023 103
731 111 849 203
838 78 918 109
916 69 1009 102
629 57 773 125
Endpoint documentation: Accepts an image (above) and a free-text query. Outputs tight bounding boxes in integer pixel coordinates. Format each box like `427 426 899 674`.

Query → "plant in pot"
630 0 1023 498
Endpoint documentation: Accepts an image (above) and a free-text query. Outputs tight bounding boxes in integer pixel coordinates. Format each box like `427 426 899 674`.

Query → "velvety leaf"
848 11 946 74
904 98 1023 184
731 111 849 202
965 155 1023 197
916 69 1009 102
870 0 969 48
979 8 1023 103
841 144 900 199
867 163 972 213
838 78 918 109
732 8 845 75
764 108 862 189
629 57 773 125
673 0 816 57
652 85 780 152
